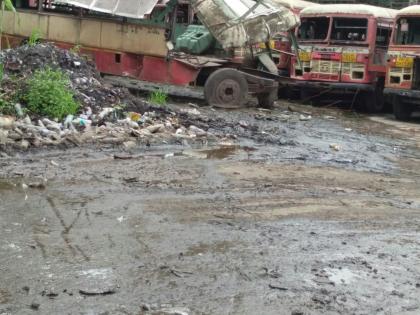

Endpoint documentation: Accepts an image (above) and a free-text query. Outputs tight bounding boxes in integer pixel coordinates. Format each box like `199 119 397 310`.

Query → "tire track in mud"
46 196 89 261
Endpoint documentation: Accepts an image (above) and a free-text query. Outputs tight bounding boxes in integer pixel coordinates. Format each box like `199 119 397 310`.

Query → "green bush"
24 68 79 119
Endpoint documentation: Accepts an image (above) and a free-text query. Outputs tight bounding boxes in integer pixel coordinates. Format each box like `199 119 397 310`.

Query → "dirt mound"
0 43 124 112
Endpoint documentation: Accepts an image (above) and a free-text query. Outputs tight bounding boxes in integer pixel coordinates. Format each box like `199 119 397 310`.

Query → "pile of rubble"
0 44 214 151
0 43 123 112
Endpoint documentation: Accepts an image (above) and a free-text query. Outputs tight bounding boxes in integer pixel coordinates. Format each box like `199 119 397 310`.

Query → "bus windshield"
394 17 420 45
331 18 368 43
298 17 329 41
298 16 370 45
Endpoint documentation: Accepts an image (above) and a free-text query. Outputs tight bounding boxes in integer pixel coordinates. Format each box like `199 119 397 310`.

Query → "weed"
70 44 81 54
0 98 14 115
3 0 15 11
0 63 4 81
24 67 79 119
28 28 42 46
148 89 168 105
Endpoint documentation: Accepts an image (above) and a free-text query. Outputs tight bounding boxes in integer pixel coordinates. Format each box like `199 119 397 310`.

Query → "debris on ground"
0 43 122 112
0 44 224 151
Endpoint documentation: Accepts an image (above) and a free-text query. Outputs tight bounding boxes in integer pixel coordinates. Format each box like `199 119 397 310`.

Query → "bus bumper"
384 87 420 102
293 80 375 93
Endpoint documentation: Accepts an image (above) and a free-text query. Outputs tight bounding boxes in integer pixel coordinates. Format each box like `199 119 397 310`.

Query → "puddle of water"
184 240 235 256
325 267 358 285
79 268 113 279
182 146 257 160
0 181 17 191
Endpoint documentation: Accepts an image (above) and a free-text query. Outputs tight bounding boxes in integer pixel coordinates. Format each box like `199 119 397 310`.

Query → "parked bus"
290 4 396 112
2 0 298 108
384 5 420 120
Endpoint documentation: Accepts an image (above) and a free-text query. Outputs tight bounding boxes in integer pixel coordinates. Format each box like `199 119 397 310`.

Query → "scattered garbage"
0 44 224 151
299 114 312 121
330 144 341 152
0 116 15 129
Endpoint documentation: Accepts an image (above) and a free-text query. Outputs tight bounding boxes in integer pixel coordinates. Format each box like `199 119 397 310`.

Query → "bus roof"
270 0 316 11
398 5 420 16
56 0 160 18
301 4 397 19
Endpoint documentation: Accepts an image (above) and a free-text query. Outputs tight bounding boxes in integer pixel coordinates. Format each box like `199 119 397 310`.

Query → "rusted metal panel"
2 11 16 35
139 56 200 85
80 19 102 47
49 15 80 43
190 0 299 48
2 11 168 57
114 24 168 57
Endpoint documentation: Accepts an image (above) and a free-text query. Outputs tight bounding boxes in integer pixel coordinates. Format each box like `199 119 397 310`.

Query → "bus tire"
204 68 248 108
393 96 412 121
257 88 278 109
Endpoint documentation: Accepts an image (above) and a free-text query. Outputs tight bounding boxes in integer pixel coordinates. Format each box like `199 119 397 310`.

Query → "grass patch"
24 67 79 119
0 98 15 115
28 28 42 46
148 89 168 105
69 44 81 54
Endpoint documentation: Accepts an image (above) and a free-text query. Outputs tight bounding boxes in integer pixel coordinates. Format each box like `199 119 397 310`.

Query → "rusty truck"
3 0 299 108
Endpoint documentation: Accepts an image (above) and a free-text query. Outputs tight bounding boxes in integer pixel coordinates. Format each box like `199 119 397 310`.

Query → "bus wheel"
257 88 278 109
393 96 412 121
204 68 248 108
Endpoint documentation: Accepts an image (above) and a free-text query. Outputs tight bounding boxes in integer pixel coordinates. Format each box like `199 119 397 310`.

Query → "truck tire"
393 96 412 121
204 68 248 108
257 88 278 109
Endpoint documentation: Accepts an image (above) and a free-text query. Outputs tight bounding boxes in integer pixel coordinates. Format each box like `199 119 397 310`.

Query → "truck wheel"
204 68 248 108
393 96 412 121
257 88 278 109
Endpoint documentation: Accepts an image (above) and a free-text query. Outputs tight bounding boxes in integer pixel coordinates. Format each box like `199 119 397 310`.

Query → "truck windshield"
394 17 420 45
298 17 329 41
331 18 368 43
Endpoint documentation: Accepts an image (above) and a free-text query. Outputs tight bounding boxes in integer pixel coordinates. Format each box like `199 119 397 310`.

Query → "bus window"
298 17 329 41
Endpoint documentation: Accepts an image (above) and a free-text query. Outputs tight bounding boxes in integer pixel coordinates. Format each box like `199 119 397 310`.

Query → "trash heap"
0 44 211 151
0 43 122 112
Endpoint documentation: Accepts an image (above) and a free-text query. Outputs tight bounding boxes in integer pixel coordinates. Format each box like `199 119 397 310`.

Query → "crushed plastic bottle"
14 103 24 117
98 107 115 120
64 115 74 129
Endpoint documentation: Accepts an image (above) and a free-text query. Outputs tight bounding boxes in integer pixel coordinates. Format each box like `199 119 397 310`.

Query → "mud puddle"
1 102 420 315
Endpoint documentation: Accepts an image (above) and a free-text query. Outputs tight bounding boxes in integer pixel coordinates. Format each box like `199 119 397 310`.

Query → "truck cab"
290 4 396 112
384 5 420 120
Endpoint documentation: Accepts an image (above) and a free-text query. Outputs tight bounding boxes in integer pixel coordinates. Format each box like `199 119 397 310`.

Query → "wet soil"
1 101 420 315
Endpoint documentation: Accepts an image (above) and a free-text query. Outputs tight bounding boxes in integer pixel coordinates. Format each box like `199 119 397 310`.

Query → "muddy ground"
1 101 420 315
